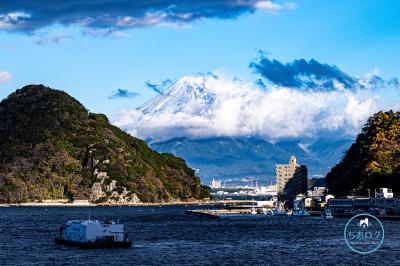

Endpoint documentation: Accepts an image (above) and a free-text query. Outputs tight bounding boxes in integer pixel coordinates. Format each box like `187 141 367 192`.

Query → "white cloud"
0 12 31 30
0 71 12 83
113 73 389 142
83 12 192 35
116 12 168 27
253 1 296 12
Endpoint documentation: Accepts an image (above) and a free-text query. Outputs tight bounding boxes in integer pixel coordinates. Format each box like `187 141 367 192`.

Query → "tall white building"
276 155 298 193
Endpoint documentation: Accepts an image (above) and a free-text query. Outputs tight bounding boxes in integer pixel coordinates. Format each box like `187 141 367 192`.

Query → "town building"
375 188 394 199
276 155 298 193
211 179 221 189
254 184 277 196
312 187 326 197
327 188 400 215
276 156 308 201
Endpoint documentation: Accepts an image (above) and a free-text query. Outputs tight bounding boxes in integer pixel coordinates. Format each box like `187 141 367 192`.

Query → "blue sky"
0 0 399 118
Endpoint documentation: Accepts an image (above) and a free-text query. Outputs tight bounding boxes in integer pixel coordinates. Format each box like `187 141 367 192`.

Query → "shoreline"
0 199 254 208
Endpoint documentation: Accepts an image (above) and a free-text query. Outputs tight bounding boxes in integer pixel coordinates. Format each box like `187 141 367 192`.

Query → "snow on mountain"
139 75 217 116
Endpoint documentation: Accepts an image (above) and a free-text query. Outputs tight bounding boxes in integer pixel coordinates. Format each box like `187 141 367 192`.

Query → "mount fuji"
113 73 382 185
140 75 217 116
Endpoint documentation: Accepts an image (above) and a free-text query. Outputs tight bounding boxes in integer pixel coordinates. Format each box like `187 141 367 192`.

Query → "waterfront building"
327 192 400 215
256 199 275 208
375 188 394 199
304 197 313 208
276 156 308 203
327 198 354 213
313 187 326 197
276 156 297 193
211 179 221 189
254 184 278 196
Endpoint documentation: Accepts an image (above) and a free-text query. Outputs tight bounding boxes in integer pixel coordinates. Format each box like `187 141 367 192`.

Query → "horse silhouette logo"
359 217 369 228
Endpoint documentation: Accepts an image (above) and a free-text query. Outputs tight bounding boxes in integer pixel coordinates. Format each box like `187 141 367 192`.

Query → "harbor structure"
327 188 400 216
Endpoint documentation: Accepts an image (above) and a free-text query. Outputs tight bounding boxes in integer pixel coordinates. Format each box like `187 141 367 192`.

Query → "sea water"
0 206 400 265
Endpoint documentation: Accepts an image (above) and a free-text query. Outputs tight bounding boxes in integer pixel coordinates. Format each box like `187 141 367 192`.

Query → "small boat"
261 208 272 215
271 201 288 216
322 208 334 219
55 219 131 248
250 207 257 215
292 209 310 217
271 209 288 216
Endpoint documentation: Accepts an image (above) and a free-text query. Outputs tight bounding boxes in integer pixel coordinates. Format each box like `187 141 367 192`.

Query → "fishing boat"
271 209 288 215
55 219 132 248
322 208 334 219
271 201 288 216
292 209 310 217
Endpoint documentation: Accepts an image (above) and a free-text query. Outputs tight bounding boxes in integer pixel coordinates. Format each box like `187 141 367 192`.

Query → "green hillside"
0 85 210 203
326 111 400 196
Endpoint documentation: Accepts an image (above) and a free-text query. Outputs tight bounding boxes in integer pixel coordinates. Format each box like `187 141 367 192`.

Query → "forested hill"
0 85 210 203
326 111 400 196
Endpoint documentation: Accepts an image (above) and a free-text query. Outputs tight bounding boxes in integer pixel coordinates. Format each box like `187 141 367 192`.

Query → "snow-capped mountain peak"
139 74 217 116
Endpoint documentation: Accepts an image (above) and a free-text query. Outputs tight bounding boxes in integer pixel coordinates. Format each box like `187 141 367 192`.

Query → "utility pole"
367 189 371 198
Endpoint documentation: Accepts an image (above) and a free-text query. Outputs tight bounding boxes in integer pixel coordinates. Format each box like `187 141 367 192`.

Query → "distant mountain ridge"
151 137 353 184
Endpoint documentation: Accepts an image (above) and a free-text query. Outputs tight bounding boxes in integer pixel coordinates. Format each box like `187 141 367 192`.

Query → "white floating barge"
55 219 131 248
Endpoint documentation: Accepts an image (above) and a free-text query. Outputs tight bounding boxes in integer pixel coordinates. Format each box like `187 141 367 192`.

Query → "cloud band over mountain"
113 67 398 142
250 55 399 93
0 1 295 35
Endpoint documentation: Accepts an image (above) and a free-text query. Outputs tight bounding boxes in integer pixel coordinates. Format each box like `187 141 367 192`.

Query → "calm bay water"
0 206 400 265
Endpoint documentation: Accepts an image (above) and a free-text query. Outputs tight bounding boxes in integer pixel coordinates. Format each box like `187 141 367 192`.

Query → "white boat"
55 219 131 248
292 209 310 217
272 209 288 216
271 201 288 216
322 208 334 219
